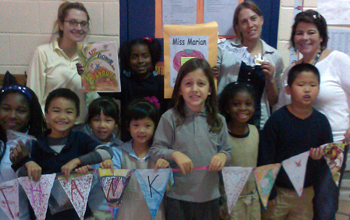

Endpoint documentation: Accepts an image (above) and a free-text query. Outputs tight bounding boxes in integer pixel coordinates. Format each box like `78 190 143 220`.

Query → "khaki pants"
262 186 314 220
90 209 113 220
229 190 261 220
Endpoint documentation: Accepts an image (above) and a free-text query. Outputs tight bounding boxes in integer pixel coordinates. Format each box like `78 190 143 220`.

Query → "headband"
1 85 32 100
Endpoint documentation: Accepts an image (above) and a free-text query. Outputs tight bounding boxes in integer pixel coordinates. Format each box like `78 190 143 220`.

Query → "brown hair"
52 2 90 39
290 10 328 50
172 58 222 132
233 1 263 38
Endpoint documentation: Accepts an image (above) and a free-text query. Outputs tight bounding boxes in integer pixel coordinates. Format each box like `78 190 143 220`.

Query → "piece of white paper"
327 29 350 56
163 0 197 25
318 0 350 25
203 0 238 36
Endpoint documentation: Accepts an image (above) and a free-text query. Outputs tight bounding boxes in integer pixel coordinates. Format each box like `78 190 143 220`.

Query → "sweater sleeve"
150 112 176 162
217 116 232 164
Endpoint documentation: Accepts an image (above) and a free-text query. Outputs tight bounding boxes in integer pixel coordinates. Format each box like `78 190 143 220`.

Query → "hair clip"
142 36 154 44
1 85 32 100
144 96 160 109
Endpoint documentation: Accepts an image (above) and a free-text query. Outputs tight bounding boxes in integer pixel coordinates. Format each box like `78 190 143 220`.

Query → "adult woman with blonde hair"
214 0 284 129
27 2 99 125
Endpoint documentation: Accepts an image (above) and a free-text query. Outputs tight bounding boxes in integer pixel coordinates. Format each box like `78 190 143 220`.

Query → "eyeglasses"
64 20 89 28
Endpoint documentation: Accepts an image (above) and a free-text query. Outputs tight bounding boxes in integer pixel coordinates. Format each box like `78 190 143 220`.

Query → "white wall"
0 0 120 76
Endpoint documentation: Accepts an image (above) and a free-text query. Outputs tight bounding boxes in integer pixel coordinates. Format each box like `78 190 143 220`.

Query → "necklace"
303 49 323 65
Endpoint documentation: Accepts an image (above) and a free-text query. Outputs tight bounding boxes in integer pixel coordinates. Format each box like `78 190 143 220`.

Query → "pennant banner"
222 167 252 215
18 174 55 220
134 169 171 219
254 163 281 209
97 169 133 219
282 151 309 197
320 141 346 186
0 179 19 220
57 172 93 220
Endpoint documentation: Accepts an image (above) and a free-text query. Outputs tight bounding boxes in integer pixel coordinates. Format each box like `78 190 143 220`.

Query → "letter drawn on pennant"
148 174 162 198
0 186 14 219
30 182 42 206
107 177 123 200
71 179 84 202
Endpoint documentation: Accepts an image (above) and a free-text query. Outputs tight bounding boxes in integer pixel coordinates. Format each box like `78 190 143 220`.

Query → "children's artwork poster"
18 174 56 220
282 151 309 197
97 169 133 219
77 41 120 93
164 21 218 98
320 141 346 186
134 169 172 219
0 179 19 220
254 163 281 209
57 172 94 220
222 167 252 215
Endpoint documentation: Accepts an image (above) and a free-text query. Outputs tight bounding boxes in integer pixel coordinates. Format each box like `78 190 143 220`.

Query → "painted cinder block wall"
0 0 120 76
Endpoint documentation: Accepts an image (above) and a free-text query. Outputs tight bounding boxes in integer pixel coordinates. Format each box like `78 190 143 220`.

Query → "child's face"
90 110 117 143
227 91 255 125
0 93 30 132
286 71 319 107
45 97 78 138
129 44 153 78
129 117 155 146
180 69 211 112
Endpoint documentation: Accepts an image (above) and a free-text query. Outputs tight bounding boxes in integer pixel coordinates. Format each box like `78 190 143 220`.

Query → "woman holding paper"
26 2 99 125
214 1 284 129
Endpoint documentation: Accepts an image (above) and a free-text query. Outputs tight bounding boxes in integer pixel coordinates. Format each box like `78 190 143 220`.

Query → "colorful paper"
254 164 281 209
134 169 172 219
282 151 309 197
0 179 19 220
18 174 55 220
77 41 120 92
222 167 252 215
320 141 346 186
57 172 93 220
97 169 133 219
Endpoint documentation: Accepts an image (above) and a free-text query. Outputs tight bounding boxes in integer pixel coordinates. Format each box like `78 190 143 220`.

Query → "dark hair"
53 2 90 39
172 58 222 132
291 10 328 50
45 88 80 116
125 99 160 143
233 1 263 39
0 85 47 137
119 38 162 72
218 82 256 123
287 63 320 87
87 97 120 132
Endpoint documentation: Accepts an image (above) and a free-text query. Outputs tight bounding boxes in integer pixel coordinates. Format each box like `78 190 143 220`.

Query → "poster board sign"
77 41 121 92
163 21 218 98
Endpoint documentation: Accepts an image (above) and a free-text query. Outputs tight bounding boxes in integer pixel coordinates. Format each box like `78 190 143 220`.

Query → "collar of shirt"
52 39 79 61
229 38 275 55
121 140 151 161
184 105 208 117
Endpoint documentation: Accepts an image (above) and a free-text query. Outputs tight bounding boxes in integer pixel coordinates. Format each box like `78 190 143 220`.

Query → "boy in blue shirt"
259 63 333 219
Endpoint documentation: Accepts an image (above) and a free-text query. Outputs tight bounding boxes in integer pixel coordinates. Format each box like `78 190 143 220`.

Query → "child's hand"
154 159 170 171
209 153 227 171
310 147 324 160
172 151 193 175
61 158 81 181
10 140 28 164
75 165 92 175
100 159 114 172
25 161 42 182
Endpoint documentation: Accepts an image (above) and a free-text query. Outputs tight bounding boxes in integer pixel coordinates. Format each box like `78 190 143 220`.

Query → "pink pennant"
18 174 56 220
57 172 93 220
0 179 19 220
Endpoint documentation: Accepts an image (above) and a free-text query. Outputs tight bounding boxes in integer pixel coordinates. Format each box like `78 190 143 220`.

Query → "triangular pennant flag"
18 174 56 220
222 167 252 215
97 169 133 219
0 179 19 220
254 163 281 209
320 141 346 186
282 151 309 197
57 172 93 220
134 169 171 219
